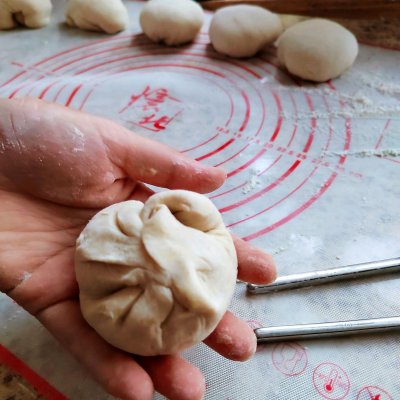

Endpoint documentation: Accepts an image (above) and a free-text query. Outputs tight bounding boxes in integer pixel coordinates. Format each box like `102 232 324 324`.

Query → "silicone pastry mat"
0 1 399 399
0 344 66 400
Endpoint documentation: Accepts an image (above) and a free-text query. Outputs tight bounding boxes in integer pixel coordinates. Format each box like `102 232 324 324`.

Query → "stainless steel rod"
247 257 400 294
255 316 400 343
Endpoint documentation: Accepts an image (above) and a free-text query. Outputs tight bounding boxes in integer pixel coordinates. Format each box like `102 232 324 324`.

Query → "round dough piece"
140 0 204 46
65 0 128 34
209 5 283 58
75 190 237 356
277 19 358 82
0 0 52 30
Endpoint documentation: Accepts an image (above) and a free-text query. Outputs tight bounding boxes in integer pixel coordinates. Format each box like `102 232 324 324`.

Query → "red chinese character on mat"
138 113 179 132
120 85 183 132
119 86 180 114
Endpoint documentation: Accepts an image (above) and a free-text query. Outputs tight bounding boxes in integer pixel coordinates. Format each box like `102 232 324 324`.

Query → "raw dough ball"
0 0 52 29
209 5 283 58
277 19 358 82
75 190 237 356
65 0 128 34
140 0 204 46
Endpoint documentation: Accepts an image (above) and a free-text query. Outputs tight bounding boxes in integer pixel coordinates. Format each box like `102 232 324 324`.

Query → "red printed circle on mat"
0 34 356 241
356 386 393 400
272 342 308 376
313 362 350 400
246 320 263 330
246 320 264 352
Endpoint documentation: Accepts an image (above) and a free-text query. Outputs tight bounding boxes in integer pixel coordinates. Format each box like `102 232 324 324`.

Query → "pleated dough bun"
75 190 237 356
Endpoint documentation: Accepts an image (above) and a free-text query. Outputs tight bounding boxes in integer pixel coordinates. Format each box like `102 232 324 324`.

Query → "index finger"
100 119 227 193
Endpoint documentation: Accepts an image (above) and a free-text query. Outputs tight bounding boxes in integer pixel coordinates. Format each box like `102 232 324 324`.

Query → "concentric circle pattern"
0 33 352 241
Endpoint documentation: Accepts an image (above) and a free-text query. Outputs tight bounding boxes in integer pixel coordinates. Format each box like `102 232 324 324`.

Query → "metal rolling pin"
255 316 400 343
247 257 400 294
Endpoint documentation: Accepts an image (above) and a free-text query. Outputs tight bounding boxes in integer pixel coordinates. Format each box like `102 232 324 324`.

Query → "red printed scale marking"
0 33 358 241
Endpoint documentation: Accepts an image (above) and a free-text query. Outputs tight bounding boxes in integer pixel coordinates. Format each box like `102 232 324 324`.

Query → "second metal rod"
255 316 400 343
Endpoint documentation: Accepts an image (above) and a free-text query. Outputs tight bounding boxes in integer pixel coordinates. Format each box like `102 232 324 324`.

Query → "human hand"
0 98 276 400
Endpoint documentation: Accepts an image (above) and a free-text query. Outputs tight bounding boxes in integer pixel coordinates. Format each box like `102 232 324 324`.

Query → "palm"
1 189 94 313
2 184 159 312
0 98 276 400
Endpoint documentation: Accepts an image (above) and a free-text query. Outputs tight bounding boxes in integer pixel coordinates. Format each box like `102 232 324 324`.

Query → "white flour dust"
272 245 288 255
275 72 400 121
359 72 400 96
20 271 32 283
280 105 400 120
322 148 400 158
71 127 85 153
242 169 261 194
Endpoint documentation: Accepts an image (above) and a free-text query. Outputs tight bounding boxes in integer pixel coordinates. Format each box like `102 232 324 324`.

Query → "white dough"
75 190 237 356
65 0 128 34
209 5 283 58
277 19 359 82
0 0 52 29
140 0 204 46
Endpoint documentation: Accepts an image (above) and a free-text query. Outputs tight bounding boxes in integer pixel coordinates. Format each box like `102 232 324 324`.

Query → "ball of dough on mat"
0 0 52 29
75 190 237 356
140 0 204 46
209 5 283 58
277 19 358 82
65 0 128 34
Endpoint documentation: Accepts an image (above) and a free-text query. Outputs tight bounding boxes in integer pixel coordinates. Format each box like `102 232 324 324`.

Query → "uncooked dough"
65 0 128 34
75 190 237 356
277 19 359 82
0 0 52 29
140 0 204 46
209 5 283 58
